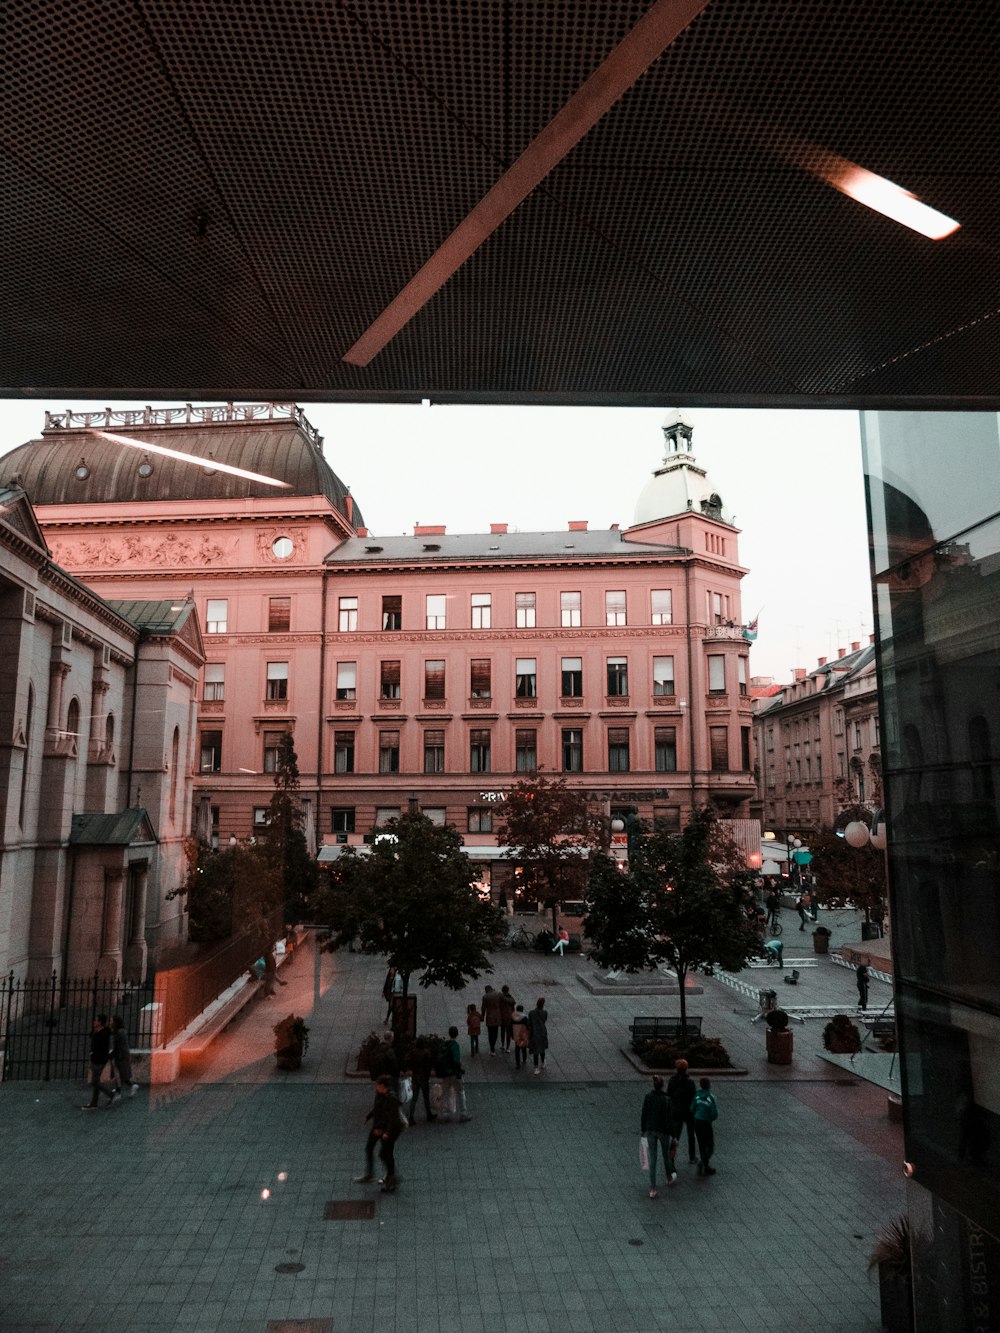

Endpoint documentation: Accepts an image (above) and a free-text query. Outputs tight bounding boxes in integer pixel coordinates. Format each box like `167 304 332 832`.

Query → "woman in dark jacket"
640 1075 676 1198
526 997 548 1073
666 1058 697 1164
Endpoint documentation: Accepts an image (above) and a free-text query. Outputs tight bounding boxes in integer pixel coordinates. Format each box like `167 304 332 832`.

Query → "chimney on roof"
818 656 827 666
490 523 508 534
414 524 446 536
837 647 847 658
356 526 368 537
345 493 353 524
851 641 860 651
794 668 806 681
568 520 588 531
610 522 620 531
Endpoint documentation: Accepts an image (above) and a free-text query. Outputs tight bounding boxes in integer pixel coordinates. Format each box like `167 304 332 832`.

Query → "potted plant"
273 1014 309 1070
823 1013 861 1054
812 924 832 954
868 1215 915 1333
765 1008 793 1064
355 1029 384 1073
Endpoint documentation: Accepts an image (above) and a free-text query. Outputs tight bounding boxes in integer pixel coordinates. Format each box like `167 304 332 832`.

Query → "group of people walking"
81 1014 139 1109
471 985 548 1073
640 1059 719 1197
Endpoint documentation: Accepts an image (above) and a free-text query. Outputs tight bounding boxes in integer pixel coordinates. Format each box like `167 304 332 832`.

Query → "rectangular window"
254 807 269 828
203 663 225 701
738 657 748 696
266 661 288 700
515 591 536 628
515 657 537 698
263 730 285 773
741 726 752 772
423 808 446 828
708 655 726 693
268 596 291 633
424 659 445 700
608 728 630 772
375 806 399 827
379 730 400 774
655 726 677 772
468 808 493 834
816 753 823 782
853 721 863 750
380 660 401 700
652 656 675 696
605 590 626 626
561 591 581 627
426 594 446 630
331 807 355 834
200 729 222 773
873 716 880 745
469 729 491 773
562 727 583 773
471 593 492 629
515 728 537 773
334 731 355 774
651 589 672 625
206 599 228 634
607 657 629 697
381 594 401 631
561 657 583 697
834 709 844 736
338 596 358 632
710 726 729 771
707 591 729 625
470 658 491 700
423 729 445 774
336 661 357 701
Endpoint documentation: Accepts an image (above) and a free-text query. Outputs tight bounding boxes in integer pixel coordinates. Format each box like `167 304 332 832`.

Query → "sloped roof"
325 527 686 567
70 809 157 846
108 599 195 635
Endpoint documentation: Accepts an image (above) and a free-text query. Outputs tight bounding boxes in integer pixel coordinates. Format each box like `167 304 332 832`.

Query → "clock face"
74 464 90 480
137 461 153 478
271 536 293 559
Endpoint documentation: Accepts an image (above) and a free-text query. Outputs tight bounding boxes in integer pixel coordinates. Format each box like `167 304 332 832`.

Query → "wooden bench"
629 1016 703 1042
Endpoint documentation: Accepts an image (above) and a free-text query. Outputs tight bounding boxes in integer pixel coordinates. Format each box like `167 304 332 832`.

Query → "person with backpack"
436 1026 470 1122
691 1077 719 1176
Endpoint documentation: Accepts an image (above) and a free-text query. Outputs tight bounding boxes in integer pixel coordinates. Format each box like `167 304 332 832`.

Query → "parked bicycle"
505 924 536 950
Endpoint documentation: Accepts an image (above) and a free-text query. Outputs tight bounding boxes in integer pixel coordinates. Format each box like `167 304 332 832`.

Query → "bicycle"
506 924 536 950
765 908 783 937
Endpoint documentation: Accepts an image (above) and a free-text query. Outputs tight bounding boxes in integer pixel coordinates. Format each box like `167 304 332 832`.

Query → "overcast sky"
0 399 872 681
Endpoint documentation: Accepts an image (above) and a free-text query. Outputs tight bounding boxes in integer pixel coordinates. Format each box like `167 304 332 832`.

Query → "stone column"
123 862 149 982
97 868 124 981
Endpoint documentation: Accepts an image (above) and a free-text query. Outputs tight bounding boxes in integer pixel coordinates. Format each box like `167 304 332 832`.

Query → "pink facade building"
1 404 754 888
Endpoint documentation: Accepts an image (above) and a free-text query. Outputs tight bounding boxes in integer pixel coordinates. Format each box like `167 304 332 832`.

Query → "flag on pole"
743 612 759 643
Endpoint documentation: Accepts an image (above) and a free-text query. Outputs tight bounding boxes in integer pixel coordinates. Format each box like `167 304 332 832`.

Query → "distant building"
752 640 880 836
0 487 202 982
1 404 755 893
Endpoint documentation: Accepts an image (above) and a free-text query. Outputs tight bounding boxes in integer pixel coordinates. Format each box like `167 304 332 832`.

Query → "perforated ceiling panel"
2 1 997 406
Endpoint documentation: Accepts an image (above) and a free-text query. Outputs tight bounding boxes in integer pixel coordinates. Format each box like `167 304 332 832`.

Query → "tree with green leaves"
585 806 762 1035
808 803 886 921
258 732 318 923
497 775 604 935
314 810 503 1022
178 835 279 952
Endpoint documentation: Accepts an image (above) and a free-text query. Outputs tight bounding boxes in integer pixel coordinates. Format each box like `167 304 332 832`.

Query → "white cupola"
632 413 733 526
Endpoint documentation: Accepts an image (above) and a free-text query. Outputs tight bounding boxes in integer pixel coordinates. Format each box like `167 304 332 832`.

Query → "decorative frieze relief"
706 697 731 709
650 695 677 707
467 698 492 708
604 697 631 707
200 700 224 714
49 532 239 569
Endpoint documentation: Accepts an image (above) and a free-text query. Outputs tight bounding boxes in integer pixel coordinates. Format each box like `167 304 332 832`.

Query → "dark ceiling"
3 1 997 408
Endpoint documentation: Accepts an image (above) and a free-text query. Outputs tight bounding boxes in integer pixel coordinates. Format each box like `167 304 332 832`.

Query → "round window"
271 536 293 559
137 461 154 478
74 463 90 480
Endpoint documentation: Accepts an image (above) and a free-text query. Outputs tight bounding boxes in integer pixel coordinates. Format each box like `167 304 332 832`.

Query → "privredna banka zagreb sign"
477 789 671 802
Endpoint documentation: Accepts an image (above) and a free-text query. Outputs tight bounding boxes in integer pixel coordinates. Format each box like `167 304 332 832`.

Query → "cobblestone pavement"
0 909 903 1332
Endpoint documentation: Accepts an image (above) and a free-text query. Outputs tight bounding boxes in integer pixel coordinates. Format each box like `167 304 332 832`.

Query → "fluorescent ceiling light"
342 0 711 366
829 166 960 240
91 429 292 488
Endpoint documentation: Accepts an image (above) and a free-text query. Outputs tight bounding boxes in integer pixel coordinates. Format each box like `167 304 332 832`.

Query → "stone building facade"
1 404 754 888
0 487 202 982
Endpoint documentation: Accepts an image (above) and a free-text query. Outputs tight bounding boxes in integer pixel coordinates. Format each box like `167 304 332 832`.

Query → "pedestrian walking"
436 1025 471 1122
499 984 516 1052
691 1077 719 1176
856 962 870 1011
261 946 287 998
466 1003 481 1055
110 1015 139 1097
512 1004 530 1069
526 996 548 1074
797 890 813 930
355 1075 405 1192
871 902 886 938
640 1075 677 1198
666 1058 697 1163
480 984 503 1055
382 966 402 1023
81 1014 117 1110
765 887 780 930
403 1036 436 1123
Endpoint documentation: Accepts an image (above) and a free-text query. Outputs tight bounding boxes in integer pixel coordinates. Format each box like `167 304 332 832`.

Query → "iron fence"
0 972 157 1082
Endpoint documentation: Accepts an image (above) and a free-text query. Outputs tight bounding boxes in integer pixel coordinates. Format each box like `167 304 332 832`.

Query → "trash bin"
861 922 880 941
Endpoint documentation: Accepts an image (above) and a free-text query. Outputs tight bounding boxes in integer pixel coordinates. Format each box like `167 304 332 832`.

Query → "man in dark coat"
640 1075 676 1198
403 1036 436 1123
355 1076 404 1192
480 984 504 1055
666 1057 697 1164
856 963 870 1011
81 1014 117 1110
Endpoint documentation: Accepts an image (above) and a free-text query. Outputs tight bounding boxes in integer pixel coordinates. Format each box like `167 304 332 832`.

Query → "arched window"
66 697 80 738
169 727 180 822
105 713 115 752
18 686 34 828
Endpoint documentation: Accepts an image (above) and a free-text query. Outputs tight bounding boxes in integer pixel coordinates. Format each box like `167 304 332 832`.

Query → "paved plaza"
1 910 903 1332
